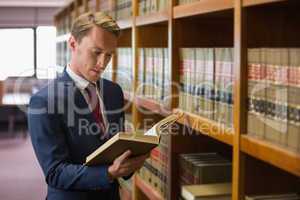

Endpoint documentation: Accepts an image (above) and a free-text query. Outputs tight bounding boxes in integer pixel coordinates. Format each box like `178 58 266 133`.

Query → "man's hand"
107 150 149 180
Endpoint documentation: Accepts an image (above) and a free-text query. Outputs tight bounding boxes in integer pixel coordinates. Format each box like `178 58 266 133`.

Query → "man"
28 12 148 200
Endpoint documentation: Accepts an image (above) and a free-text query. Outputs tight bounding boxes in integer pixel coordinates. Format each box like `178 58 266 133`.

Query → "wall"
0 7 59 27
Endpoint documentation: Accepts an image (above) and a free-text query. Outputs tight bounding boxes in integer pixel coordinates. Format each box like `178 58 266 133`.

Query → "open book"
85 112 183 166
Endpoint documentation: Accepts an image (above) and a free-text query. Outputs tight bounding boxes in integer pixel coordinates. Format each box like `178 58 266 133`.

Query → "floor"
0 134 46 200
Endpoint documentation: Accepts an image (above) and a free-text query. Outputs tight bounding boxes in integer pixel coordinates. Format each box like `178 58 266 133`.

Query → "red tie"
85 83 106 133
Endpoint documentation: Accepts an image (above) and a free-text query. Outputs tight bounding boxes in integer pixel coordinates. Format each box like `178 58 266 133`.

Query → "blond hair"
71 11 120 43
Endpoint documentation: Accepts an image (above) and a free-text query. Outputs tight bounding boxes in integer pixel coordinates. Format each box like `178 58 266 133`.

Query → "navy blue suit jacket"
28 70 125 200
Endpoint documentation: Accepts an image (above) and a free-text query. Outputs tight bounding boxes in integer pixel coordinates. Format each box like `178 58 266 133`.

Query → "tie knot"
85 83 98 104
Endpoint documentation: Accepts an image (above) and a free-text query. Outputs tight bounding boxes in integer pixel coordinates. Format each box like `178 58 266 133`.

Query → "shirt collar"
66 65 90 90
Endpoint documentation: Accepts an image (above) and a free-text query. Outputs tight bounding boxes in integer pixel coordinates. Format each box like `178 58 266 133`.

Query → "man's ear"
68 35 77 52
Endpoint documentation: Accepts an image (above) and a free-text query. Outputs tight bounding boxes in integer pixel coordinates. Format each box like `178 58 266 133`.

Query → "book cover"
181 183 231 200
85 113 183 165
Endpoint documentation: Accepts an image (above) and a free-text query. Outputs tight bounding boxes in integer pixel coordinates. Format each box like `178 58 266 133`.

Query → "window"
0 28 34 80
36 26 58 79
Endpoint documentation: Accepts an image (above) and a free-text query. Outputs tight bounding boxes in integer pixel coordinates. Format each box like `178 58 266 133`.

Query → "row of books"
115 48 133 93
137 134 169 198
113 0 132 20
178 152 232 186
179 48 234 128
137 48 171 107
55 0 169 36
56 0 113 36
139 0 168 15
56 14 72 36
118 178 132 200
178 0 199 5
56 41 70 68
247 48 300 152
113 0 169 20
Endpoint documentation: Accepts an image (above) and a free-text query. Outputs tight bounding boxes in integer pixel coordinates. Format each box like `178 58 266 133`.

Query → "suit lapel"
58 69 104 139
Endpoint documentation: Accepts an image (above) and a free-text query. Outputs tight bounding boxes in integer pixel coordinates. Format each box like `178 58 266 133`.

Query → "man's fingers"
116 150 132 163
121 155 147 169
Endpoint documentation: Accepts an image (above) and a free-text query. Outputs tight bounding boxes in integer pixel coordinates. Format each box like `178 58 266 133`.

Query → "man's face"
69 26 118 82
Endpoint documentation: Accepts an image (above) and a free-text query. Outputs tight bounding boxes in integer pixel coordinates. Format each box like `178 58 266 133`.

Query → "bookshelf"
54 0 300 199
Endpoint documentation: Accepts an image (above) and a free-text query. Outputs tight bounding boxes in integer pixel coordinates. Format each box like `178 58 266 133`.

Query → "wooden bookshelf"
173 0 233 19
175 109 234 146
136 10 169 27
54 0 300 200
241 135 300 177
243 0 286 7
134 175 164 200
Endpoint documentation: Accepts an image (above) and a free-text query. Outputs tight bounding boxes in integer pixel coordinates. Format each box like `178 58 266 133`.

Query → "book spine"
195 48 204 117
204 48 215 120
288 48 300 152
247 48 266 139
214 48 224 125
179 48 186 111
264 48 287 145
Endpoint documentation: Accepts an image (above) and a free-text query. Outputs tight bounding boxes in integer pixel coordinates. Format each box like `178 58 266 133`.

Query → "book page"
144 112 184 136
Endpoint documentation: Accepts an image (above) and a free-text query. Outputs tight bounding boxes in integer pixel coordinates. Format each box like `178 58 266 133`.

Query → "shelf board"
135 175 164 200
56 33 70 43
123 91 172 116
241 135 300 177
136 10 169 26
117 17 133 29
175 109 233 145
243 0 286 7
173 0 233 19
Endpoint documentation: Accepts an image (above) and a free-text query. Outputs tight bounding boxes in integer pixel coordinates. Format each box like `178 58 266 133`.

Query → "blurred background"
0 1 71 199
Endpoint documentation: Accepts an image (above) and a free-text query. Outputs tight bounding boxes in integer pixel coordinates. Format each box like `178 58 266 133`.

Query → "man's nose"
96 54 105 68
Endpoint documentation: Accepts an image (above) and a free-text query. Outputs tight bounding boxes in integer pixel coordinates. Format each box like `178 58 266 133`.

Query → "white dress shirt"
66 65 108 129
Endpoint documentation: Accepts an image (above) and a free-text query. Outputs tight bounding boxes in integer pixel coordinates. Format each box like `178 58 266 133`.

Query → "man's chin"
88 74 101 82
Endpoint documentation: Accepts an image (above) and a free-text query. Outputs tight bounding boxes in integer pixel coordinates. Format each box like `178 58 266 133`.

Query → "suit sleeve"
28 95 113 191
